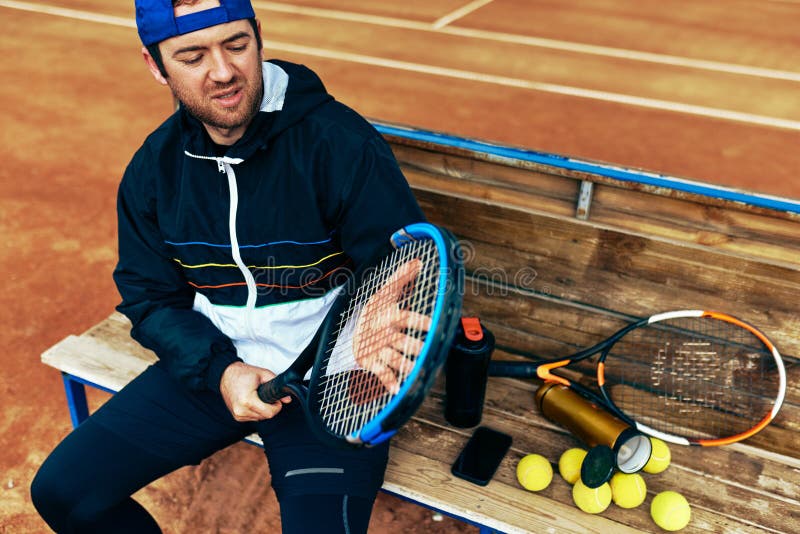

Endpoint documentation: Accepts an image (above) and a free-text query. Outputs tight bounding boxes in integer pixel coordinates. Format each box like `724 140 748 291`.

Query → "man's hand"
352 259 432 394
220 362 291 422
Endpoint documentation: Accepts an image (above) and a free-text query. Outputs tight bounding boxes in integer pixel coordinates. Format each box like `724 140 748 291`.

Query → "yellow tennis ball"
643 437 671 474
609 472 647 509
651 491 691 531
558 448 587 485
516 454 553 492
572 479 612 514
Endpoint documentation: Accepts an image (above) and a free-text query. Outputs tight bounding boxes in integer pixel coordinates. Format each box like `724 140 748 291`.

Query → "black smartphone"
451 426 513 486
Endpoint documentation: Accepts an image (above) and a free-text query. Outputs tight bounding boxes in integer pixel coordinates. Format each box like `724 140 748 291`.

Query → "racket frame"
489 309 786 446
310 222 463 445
258 222 463 448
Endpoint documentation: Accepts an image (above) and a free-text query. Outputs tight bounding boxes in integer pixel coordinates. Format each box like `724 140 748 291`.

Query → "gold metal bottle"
535 382 651 473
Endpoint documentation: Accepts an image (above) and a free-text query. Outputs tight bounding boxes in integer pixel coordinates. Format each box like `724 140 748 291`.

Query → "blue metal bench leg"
62 373 89 429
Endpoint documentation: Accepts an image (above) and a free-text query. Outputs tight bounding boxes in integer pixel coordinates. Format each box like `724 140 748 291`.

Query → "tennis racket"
489 310 786 446
257 222 463 448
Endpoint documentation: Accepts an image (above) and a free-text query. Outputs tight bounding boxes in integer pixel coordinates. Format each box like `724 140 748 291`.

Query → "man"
31 0 425 531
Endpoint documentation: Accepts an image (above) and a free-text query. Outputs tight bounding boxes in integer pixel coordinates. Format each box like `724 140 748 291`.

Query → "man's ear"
256 18 263 52
142 46 168 85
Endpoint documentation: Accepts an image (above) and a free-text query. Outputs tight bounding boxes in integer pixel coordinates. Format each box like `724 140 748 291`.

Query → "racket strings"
602 317 781 440
316 239 440 438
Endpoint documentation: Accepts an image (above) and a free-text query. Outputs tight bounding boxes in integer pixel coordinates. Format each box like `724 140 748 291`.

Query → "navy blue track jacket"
113 60 425 392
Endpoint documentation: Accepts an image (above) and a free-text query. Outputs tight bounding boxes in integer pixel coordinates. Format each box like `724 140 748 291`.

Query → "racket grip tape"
488 361 537 378
257 369 302 403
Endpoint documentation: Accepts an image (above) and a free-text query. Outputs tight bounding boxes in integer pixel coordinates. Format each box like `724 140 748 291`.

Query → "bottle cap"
461 317 484 342
580 445 615 488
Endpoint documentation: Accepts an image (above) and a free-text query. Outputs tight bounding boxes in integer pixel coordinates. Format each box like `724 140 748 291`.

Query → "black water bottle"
445 317 495 428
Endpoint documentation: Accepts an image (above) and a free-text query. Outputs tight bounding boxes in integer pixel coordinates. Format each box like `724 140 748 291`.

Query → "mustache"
209 80 239 90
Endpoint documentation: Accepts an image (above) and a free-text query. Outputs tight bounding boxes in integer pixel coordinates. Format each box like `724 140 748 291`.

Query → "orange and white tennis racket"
489 310 786 446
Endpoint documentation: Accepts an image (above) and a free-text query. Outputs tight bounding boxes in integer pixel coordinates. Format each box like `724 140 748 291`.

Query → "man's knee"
279 494 375 534
31 456 77 531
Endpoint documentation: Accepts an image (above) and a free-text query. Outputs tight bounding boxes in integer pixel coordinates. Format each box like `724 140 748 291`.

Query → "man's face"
154 6 263 142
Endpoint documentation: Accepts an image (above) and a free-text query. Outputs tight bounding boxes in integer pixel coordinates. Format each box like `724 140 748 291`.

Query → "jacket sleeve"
113 152 242 392
332 134 427 267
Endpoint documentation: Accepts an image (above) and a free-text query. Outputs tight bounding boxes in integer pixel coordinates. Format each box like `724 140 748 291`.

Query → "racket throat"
537 361 571 387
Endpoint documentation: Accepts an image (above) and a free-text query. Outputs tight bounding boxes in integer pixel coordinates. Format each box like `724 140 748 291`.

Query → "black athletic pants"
31 363 390 533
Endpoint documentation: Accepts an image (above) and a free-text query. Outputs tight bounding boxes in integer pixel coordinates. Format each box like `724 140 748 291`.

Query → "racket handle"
487 361 537 378
257 369 302 403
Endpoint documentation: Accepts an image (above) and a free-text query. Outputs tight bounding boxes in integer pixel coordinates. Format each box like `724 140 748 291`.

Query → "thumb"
257 368 278 384
255 369 292 404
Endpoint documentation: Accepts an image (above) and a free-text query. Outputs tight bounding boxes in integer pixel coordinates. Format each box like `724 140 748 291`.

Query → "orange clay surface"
2 1 798 532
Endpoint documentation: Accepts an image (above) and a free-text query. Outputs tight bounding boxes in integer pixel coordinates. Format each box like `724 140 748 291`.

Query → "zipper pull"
217 159 225 173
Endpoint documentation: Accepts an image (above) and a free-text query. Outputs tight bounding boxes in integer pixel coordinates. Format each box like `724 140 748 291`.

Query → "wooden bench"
42 125 800 533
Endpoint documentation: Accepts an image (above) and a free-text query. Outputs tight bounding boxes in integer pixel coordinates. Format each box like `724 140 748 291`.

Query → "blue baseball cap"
135 0 256 46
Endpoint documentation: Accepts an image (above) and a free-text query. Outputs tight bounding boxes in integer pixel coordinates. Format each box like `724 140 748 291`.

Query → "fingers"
230 392 285 422
385 344 416 376
390 331 424 357
356 308 430 352
354 311 428 395
392 309 432 333
220 363 291 422
383 258 422 291
368 259 422 311
366 357 400 395
362 341 420 395
351 257 434 395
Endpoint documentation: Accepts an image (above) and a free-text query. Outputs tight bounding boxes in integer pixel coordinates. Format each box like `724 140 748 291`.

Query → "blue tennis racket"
258 223 463 448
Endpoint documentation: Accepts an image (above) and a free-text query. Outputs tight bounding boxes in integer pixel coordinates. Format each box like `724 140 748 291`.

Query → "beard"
170 74 264 133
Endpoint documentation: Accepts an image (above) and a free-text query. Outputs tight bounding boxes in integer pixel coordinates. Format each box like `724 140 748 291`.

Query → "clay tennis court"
2 0 799 531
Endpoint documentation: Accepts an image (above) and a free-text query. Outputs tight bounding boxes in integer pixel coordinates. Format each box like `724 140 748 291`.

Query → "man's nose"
208 50 235 83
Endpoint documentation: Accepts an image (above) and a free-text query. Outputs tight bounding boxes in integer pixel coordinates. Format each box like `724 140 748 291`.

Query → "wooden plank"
40 130 800 533
590 184 800 266
41 335 154 393
427 372 800 528
409 391 800 533
388 424 643 534
395 144 580 216
43 299 799 463
37 315 638 532
432 371 800 487
42 312 799 532
386 434 640 533
462 291 800 458
392 138 800 266
388 133 800 223
414 189 800 360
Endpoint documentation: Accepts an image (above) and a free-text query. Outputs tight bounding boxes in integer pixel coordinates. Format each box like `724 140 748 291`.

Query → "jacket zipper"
185 151 258 339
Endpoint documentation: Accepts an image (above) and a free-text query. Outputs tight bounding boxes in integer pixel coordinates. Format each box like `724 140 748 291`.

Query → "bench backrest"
382 124 800 461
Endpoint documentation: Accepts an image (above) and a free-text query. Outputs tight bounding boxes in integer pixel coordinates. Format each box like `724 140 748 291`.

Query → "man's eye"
229 45 247 53
182 56 202 65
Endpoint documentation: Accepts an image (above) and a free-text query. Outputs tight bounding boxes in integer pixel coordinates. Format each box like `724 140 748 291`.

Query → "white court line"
432 0 494 29
0 0 134 27
12 0 798 85
3 0 800 131
261 40 800 131
251 1 800 83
